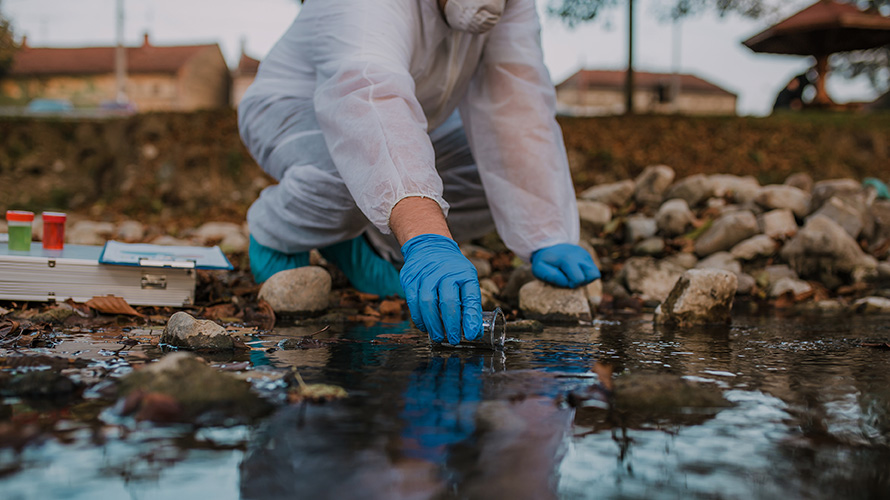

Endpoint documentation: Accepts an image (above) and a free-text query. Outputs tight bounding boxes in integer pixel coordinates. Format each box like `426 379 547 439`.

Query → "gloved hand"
400 234 483 344
531 243 601 288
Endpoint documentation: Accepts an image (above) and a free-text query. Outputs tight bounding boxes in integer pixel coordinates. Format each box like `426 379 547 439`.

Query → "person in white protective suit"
240 0 600 345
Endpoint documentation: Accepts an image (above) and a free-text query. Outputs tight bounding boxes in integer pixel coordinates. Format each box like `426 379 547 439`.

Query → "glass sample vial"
41 212 67 250
6 210 34 251
445 307 506 349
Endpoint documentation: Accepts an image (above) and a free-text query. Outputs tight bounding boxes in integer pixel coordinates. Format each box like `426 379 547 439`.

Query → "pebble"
161 311 233 350
258 266 332 314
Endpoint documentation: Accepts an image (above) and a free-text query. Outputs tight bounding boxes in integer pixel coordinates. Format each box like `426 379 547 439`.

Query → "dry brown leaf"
86 296 143 317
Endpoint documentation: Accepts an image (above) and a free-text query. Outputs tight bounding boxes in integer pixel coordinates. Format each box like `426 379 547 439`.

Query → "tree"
0 14 16 80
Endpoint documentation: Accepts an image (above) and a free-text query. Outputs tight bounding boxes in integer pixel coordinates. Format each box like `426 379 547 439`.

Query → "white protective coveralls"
240 0 579 263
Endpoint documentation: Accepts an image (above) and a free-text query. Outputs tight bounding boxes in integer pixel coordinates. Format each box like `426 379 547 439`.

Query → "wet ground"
2 313 890 499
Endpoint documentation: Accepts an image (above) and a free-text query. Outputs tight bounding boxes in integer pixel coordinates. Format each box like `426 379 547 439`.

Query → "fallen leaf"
0 319 20 337
86 296 143 317
861 342 890 350
288 371 347 404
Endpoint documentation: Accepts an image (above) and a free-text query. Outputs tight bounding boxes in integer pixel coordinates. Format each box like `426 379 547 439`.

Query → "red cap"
42 211 67 223
6 210 34 222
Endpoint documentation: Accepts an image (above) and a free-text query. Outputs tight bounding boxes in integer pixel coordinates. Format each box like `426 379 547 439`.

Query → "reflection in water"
2 316 890 498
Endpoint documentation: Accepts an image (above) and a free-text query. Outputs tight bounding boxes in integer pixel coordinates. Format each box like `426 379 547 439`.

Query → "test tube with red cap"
42 212 67 250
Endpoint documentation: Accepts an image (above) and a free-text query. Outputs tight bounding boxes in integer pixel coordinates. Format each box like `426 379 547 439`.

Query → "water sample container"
41 211 67 250
6 210 35 251
442 307 506 349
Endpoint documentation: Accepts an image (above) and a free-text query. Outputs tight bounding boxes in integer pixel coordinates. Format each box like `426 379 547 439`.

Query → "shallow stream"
2 314 890 499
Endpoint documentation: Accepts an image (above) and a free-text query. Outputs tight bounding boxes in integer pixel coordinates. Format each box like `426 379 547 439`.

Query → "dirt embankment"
1 111 888 223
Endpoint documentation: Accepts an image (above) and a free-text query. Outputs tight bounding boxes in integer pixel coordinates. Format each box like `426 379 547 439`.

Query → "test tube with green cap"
6 210 34 251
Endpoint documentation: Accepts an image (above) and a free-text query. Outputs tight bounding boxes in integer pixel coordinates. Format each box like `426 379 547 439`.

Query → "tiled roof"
10 39 218 76
234 53 260 77
556 69 736 97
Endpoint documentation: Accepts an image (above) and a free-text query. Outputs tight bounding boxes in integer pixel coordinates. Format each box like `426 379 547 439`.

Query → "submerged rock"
654 269 737 326
850 296 890 314
258 266 331 314
118 352 272 423
0 371 79 398
613 372 730 413
634 165 675 207
162 311 233 350
519 280 591 323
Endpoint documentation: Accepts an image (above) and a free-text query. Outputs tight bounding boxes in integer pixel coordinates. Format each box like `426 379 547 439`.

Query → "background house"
556 69 737 116
2 34 230 111
231 51 259 108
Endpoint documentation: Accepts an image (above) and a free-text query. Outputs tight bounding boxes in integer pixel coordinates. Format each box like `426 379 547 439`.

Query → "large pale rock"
694 210 759 257
633 165 675 207
115 220 146 242
579 180 635 207
780 215 878 280
654 269 737 326
809 178 862 213
808 195 867 239
769 277 813 297
754 185 811 218
709 174 760 203
850 296 890 314
518 280 591 322
664 174 713 207
194 221 245 244
68 220 115 245
618 256 686 303
784 172 813 193
656 198 695 236
758 209 798 240
259 266 331 313
162 311 233 350
730 234 778 261
577 200 613 234
625 215 657 243
695 251 741 275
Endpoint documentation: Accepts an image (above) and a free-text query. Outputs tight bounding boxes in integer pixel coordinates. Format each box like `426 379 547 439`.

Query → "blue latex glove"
531 243 601 288
400 234 483 344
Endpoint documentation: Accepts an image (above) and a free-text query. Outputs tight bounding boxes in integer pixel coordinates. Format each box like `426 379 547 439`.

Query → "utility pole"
624 0 635 115
115 0 127 104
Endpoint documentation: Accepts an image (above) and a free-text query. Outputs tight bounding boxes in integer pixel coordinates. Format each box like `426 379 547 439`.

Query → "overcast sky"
2 0 880 115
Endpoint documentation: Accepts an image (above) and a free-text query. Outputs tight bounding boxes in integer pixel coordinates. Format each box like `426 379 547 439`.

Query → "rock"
664 252 698 269
219 232 249 253
695 251 741 275
506 319 544 333
115 220 146 242
809 178 862 213
619 256 686 303
784 172 813 193
654 269 737 326
579 180 635 207
736 273 756 295
633 237 665 256
795 299 845 315
194 221 245 245
807 195 867 239
518 280 591 323
577 200 612 235
754 265 799 291
467 255 492 279
258 267 331 314
585 279 604 310
780 215 878 281
754 185 811 218
162 311 233 350
612 373 730 413
501 264 535 303
480 278 502 310
769 277 813 297
67 220 115 245
118 352 272 423
0 371 78 398
633 165 675 207
871 201 890 256
709 174 760 203
758 209 798 240
730 234 778 261
850 296 890 314
879 261 890 283
625 215 657 243
656 198 695 236
694 210 759 257
664 174 713 207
